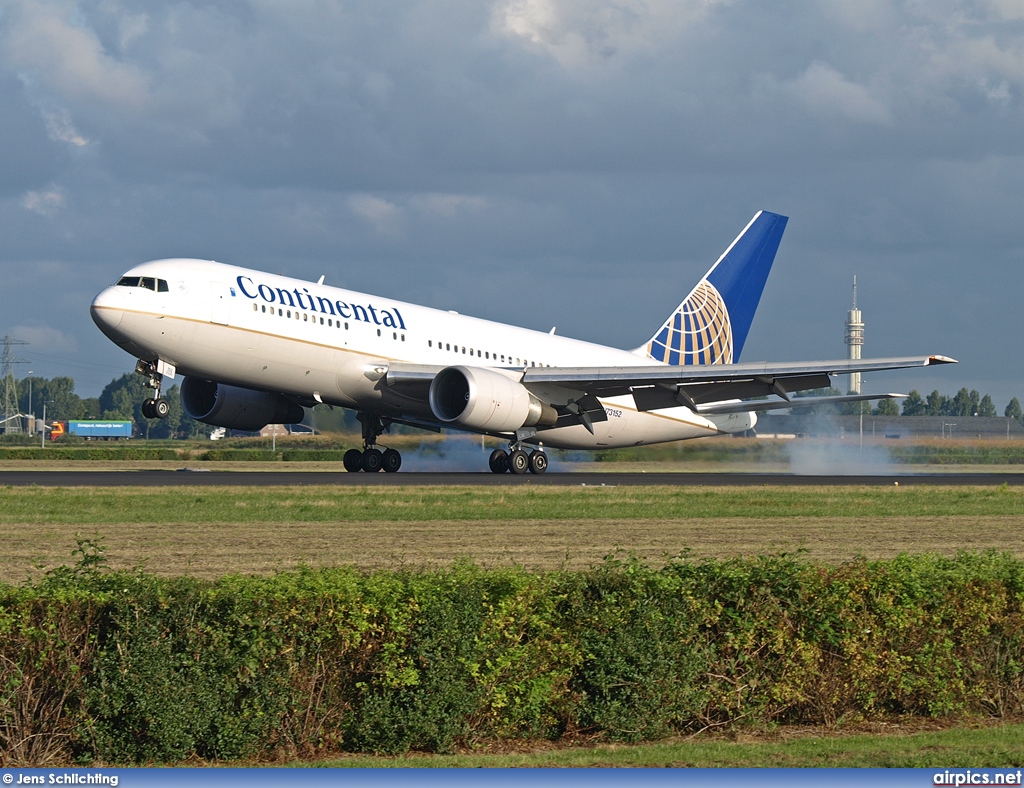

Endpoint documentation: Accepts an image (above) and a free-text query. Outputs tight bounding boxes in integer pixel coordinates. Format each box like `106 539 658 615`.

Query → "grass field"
2 484 1023 581
313 723 1024 767
4 483 1024 767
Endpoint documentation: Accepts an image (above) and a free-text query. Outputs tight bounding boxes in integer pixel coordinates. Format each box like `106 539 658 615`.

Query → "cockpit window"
116 276 169 292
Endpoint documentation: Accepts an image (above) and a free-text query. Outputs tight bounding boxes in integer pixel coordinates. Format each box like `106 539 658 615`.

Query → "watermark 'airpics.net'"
934 771 1023 786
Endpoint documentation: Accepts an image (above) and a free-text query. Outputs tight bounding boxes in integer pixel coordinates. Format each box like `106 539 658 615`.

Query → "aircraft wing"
385 355 955 434
521 355 956 413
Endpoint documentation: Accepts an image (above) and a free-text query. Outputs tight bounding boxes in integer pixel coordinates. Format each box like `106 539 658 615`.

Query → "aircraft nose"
90 286 125 334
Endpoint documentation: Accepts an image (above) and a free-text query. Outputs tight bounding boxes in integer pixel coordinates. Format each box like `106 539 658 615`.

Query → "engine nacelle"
181 377 304 432
429 365 557 433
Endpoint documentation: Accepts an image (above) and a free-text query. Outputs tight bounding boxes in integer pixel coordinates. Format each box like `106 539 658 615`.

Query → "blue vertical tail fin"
636 210 788 365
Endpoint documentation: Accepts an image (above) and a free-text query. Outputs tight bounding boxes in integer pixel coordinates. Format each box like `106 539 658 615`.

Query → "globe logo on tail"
646 280 733 365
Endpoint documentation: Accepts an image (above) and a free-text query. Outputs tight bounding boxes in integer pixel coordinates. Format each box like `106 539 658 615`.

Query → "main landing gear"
137 360 171 420
344 413 402 473
488 445 548 474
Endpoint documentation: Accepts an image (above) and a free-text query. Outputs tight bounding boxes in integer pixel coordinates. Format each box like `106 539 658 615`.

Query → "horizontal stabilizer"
698 392 907 415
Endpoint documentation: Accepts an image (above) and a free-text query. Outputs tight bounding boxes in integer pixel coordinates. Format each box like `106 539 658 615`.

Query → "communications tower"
844 276 863 395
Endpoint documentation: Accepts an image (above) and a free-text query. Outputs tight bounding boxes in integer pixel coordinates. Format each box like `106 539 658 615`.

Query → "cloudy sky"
1 0 1021 407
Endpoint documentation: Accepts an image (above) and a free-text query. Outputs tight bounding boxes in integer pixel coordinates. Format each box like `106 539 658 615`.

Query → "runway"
2 470 1024 486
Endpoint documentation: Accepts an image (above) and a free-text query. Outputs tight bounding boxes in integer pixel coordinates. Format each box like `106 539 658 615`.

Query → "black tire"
142 398 155 419
528 450 548 474
508 449 530 475
382 448 402 473
343 449 363 472
362 448 384 473
488 449 509 474
154 398 170 419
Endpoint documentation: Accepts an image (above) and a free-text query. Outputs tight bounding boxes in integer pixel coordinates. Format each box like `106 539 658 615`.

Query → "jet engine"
181 377 304 432
428 365 557 433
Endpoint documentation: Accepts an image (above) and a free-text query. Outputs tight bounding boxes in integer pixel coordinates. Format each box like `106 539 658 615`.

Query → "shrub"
1 553 1022 764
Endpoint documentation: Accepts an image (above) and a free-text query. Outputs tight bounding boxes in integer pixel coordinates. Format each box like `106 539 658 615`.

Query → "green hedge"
0 448 182 460
890 445 1024 465
197 449 280 462
2 553 1023 764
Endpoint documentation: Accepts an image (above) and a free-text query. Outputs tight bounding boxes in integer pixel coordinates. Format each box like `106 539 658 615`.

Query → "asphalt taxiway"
2 470 1023 487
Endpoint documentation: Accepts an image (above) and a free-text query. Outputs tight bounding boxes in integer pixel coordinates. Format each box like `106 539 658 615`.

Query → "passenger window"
446 343 450 351
253 304 258 311
401 334 405 342
116 276 140 287
303 314 308 322
345 322 349 329
377 329 381 336
328 319 333 326
393 332 397 340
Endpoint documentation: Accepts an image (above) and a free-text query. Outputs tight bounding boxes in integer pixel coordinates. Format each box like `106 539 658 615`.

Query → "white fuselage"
90 259 755 449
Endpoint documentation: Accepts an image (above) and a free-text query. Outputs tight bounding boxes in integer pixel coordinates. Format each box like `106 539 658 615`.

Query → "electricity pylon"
1 335 29 434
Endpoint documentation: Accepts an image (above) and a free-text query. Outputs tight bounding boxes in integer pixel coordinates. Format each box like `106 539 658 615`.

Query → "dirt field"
4 514 1023 582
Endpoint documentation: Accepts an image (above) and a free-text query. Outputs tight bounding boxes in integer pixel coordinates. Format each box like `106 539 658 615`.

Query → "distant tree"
950 388 973 417
79 398 102 419
18 376 83 421
977 394 996 418
925 390 947 416
790 387 842 416
839 399 872 416
1007 397 1023 425
147 383 182 439
902 390 925 416
99 374 148 425
874 398 900 416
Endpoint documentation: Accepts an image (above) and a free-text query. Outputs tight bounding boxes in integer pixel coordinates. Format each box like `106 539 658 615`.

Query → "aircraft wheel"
488 449 509 474
508 449 530 475
362 448 384 473
382 448 402 473
154 398 170 419
528 450 548 474
142 398 156 419
343 449 363 472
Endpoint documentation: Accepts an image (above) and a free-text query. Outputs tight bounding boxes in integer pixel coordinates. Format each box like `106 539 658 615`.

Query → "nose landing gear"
137 359 171 420
343 413 403 472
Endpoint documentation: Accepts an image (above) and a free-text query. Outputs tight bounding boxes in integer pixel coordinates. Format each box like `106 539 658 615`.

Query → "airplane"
90 210 955 473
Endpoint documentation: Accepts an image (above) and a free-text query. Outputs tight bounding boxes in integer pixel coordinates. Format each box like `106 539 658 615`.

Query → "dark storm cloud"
0 0 1022 405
